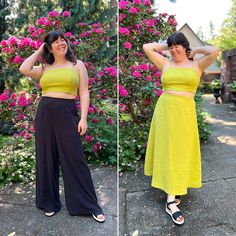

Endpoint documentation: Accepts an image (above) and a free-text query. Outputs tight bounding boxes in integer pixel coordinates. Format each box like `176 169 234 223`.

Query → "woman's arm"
19 43 45 80
190 46 220 72
143 43 169 71
77 60 89 136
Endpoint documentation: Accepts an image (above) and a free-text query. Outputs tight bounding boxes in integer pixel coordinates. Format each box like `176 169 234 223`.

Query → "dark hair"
167 32 191 57
42 30 77 65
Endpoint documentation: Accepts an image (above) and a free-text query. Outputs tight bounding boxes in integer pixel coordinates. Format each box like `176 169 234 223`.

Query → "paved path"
119 94 236 236
0 166 117 236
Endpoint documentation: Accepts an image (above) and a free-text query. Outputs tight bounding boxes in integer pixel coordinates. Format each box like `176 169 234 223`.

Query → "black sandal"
165 201 184 225
92 213 106 223
175 195 181 206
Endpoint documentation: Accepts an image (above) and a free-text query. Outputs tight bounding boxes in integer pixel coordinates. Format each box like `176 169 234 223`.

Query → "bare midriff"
42 92 76 99
163 90 195 98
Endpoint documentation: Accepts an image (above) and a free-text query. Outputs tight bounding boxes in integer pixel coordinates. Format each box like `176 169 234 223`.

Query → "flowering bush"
119 0 176 170
0 10 117 181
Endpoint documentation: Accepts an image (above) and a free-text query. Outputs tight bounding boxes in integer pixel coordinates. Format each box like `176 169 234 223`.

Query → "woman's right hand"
37 43 45 55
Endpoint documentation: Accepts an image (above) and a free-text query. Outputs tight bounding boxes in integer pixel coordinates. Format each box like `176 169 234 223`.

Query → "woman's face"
50 36 68 57
169 44 186 62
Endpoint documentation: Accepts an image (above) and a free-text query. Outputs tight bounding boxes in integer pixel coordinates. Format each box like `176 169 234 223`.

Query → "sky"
155 0 232 39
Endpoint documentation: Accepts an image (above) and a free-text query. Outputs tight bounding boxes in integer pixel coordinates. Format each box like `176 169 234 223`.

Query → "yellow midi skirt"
144 93 202 195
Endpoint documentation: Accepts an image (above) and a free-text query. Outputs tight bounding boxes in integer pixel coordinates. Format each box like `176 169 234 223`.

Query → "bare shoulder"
75 60 86 70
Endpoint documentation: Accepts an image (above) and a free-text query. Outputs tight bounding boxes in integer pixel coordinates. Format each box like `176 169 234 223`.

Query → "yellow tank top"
40 67 80 96
161 66 201 94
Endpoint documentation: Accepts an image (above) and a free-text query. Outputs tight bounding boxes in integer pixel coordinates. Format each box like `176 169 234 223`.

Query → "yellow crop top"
40 67 80 96
161 63 201 94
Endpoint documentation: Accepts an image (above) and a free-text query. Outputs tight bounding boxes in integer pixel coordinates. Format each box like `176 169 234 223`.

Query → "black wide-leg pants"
34 97 103 215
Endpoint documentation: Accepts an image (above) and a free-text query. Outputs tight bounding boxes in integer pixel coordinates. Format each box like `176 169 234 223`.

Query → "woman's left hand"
78 119 87 136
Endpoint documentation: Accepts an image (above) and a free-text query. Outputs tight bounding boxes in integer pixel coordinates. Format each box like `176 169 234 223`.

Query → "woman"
19 30 105 222
143 32 219 225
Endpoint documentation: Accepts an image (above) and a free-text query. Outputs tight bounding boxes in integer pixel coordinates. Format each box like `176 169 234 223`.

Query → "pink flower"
132 71 141 78
0 92 9 102
146 76 152 82
37 28 44 35
119 27 130 35
1 48 9 53
18 114 25 120
78 23 86 27
25 133 31 140
85 135 93 142
150 66 157 72
156 90 163 96
119 103 127 112
155 31 161 36
91 118 99 123
155 71 161 78
99 109 104 115
119 0 130 9
92 23 101 27
11 93 17 100
31 32 38 38
13 55 24 64
88 107 95 114
124 42 132 49
20 131 25 137
93 144 98 153
107 118 113 125
20 123 26 129
28 25 36 33
119 85 129 97
141 64 149 71
144 97 151 105
98 70 104 76
160 13 168 18
167 18 177 26
119 13 126 22
0 40 8 47
44 20 51 26
134 0 142 4
129 7 139 14
9 101 16 108
101 89 107 94
18 96 27 107
144 0 151 6
13 133 19 138
155 80 161 87
62 11 70 17
64 32 73 37
8 36 18 45
49 11 59 17
29 127 35 132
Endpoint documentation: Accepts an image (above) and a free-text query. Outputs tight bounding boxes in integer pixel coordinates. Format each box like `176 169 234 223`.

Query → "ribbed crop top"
161 66 201 94
40 67 80 96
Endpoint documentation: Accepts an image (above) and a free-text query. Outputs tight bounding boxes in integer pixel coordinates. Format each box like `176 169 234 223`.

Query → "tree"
196 26 205 41
209 0 236 50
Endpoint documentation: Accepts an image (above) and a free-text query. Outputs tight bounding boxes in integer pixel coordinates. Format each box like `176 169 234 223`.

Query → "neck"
53 57 68 65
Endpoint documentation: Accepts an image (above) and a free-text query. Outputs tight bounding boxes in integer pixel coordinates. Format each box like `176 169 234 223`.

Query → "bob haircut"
42 30 77 65
167 32 191 55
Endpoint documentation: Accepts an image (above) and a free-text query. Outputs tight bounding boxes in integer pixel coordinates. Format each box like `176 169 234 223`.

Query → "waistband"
41 96 76 102
161 92 195 101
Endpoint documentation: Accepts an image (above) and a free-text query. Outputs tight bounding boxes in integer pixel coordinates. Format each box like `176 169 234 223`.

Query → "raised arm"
19 43 45 80
77 60 89 136
190 46 220 72
142 43 169 71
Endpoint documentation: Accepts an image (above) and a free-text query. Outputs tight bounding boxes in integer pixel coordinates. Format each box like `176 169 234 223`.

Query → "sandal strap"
172 211 183 220
167 201 176 207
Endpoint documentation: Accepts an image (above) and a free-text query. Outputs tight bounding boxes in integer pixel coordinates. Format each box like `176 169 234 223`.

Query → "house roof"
178 23 220 73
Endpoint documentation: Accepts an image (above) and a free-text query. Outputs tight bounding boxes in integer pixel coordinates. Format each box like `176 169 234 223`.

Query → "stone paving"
0 166 117 236
119 94 236 236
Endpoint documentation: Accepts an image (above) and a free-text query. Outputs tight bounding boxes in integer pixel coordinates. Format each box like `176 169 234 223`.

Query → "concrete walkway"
120 94 236 236
0 166 117 236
